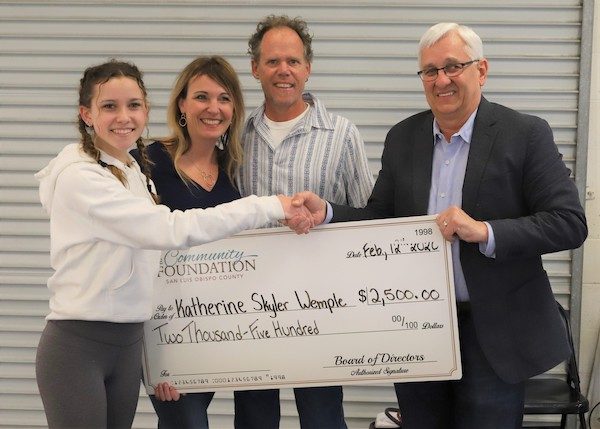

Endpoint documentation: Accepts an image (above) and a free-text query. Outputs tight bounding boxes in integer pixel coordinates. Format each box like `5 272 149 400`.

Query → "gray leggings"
36 320 144 429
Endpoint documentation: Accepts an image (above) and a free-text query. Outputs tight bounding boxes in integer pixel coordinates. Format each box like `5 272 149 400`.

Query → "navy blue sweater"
131 141 240 211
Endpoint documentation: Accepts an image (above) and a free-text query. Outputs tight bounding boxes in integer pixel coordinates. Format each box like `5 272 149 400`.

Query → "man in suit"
290 22 587 428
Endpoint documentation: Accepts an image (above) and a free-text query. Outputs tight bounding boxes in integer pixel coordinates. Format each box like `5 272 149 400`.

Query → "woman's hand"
154 382 183 401
277 194 314 234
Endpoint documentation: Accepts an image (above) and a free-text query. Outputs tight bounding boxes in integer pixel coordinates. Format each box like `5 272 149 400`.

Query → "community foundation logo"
157 249 258 282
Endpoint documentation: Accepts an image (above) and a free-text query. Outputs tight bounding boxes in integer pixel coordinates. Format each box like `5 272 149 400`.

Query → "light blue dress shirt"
429 109 495 301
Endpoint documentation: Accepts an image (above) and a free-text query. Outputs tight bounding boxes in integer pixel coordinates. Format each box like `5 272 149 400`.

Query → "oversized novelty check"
142 215 461 393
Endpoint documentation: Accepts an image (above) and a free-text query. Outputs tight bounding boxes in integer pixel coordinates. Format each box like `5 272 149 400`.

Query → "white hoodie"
36 144 284 322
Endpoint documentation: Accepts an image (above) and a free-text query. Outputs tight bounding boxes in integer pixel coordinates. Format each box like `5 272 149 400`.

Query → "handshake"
276 191 327 234
277 192 491 244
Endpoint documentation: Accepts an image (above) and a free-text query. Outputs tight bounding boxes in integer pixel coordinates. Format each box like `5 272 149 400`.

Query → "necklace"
195 164 216 188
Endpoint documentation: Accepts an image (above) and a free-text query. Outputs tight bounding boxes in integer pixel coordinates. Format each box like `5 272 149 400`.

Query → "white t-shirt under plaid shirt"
238 93 375 227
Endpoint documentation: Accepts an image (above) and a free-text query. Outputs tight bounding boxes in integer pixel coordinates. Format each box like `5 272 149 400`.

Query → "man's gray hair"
418 22 483 65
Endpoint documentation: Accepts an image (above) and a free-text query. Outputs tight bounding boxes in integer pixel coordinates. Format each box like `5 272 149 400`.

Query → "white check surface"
142 215 462 393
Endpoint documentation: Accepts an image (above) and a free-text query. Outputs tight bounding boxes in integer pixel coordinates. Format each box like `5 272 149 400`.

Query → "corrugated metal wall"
0 1 587 427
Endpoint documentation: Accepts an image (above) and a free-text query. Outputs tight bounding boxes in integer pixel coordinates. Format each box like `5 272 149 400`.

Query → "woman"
134 55 248 429
35 59 309 429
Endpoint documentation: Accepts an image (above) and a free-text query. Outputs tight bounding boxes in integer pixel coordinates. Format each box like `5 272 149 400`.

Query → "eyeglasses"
417 59 480 82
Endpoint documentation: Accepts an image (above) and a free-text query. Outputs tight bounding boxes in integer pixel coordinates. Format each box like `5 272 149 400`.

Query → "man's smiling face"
251 26 311 122
419 32 487 128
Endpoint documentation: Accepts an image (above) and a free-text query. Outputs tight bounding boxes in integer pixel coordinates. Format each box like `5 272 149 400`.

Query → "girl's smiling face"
79 76 148 163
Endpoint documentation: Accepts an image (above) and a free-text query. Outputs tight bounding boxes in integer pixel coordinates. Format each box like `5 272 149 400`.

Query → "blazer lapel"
412 112 434 214
462 97 498 215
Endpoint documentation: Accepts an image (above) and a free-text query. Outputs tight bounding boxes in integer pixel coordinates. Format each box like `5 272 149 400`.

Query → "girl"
34 59 308 429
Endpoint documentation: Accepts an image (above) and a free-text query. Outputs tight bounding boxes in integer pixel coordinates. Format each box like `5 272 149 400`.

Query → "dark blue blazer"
332 97 587 383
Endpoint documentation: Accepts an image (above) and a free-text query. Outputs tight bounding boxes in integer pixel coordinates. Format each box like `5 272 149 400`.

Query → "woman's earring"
85 123 95 136
178 113 187 127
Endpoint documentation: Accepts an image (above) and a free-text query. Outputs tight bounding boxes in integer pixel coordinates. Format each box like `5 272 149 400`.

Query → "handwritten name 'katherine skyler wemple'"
173 290 347 319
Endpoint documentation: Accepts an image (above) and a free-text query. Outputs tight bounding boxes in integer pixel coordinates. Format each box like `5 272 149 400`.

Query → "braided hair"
78 59 158 201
